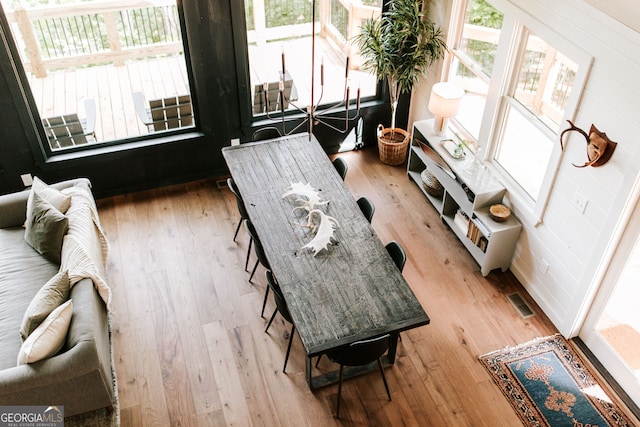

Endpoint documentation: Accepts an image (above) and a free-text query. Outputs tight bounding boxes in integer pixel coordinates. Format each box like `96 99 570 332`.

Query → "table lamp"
428 82 464 136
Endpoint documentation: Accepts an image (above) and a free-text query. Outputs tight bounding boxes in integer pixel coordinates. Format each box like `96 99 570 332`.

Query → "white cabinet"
407 119 522 276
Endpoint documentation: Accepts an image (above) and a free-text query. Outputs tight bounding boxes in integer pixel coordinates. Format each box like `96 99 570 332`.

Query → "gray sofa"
0 178 114 417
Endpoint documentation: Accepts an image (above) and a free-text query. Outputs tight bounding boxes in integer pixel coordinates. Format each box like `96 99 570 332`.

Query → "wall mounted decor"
560 120 617 168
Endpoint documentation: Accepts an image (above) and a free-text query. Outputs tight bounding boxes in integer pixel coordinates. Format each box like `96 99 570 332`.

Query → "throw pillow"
26 177 72 216
20 270 70 341
24 190 69 263
17 299 73 365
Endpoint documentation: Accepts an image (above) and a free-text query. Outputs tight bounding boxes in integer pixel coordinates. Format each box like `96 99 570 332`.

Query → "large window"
494 29 578 200
2 0 194 153
444 0 592 223
245 0 380 120
448 0 503 140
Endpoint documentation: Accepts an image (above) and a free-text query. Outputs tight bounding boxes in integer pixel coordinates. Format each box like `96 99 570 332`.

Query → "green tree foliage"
26 3 180 61
462 0 504 77
265 0 312 28
245 0 312 34
467 0 503 29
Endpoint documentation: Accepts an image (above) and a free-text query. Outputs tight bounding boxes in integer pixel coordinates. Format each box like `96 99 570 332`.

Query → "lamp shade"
428 82 464 135
428 82 464 118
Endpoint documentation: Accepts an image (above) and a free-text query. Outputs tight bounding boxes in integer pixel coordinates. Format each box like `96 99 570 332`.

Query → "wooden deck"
28 55 191 143
248 36 376 111
26 36 376 144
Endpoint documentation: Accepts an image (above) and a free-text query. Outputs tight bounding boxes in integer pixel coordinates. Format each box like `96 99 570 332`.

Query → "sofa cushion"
26 177 72 217
20 270 70 341
17 299 73 365
24 191 69 264
0 228 59 370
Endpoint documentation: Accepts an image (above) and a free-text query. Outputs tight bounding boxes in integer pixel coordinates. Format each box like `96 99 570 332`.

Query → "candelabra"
259 0 360 139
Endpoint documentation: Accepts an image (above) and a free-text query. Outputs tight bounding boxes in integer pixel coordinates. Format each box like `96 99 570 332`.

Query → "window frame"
445 0 593 225
0 0 202 163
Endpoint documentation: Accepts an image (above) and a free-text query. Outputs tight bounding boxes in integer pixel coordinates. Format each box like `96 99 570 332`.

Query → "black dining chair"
332 157 348 180
385 241 406 272
244 219 271 289
252 126 282 141
357 196 375 224
386 241 406 342
326 334 392 418
264 270 297 373
228 178 253 271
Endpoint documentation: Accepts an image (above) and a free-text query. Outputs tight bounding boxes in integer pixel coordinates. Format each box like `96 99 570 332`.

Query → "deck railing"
6 0 568 119
5 0 184 78
6 0 381 78
246 0 380 66
459 24 575 120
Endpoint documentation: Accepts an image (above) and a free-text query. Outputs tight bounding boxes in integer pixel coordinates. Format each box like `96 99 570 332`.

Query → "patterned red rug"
479 334 636 427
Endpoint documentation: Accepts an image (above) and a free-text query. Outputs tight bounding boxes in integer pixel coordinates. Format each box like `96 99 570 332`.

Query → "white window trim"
446 0 593 227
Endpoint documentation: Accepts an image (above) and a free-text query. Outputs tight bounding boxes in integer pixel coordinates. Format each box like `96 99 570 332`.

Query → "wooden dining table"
222 133 430 389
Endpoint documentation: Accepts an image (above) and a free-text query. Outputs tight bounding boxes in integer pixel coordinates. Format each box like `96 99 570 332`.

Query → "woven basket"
421 168 444 198
377 125 410 165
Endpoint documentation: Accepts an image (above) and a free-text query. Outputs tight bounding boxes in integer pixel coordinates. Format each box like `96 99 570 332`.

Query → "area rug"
479 334 635 427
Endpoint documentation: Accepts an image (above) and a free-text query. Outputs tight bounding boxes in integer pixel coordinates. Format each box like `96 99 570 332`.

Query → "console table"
407 119 522 276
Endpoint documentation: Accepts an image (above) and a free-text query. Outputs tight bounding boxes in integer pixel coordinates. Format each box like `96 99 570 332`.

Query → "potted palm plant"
355 0 447 165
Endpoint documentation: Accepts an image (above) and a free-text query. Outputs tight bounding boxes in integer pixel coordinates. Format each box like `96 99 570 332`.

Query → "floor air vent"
506 292 536 319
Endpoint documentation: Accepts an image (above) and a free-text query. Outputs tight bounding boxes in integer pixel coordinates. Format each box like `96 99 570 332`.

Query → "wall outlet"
231 138 240 146
20 173 33 187
572 191 588 214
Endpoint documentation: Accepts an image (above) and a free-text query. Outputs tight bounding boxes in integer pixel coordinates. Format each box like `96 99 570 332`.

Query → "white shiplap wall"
413 0 640 336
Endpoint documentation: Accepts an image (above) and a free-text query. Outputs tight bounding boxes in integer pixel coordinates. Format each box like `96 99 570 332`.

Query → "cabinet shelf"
408 119 522 276
442 213 487 263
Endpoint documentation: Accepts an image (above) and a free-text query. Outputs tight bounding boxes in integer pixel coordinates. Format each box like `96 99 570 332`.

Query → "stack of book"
467 216 490 253
454 209 490 253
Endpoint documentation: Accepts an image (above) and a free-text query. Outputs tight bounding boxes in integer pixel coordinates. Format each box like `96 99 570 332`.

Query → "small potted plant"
355 0 447 165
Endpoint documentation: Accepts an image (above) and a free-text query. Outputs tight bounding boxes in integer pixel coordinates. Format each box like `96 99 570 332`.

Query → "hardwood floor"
96 146 623 426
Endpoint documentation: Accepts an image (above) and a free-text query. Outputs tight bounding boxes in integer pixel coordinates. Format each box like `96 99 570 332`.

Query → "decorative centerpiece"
282 182 340 256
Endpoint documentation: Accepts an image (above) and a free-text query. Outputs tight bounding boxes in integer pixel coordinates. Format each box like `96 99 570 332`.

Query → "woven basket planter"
377 125 410 165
